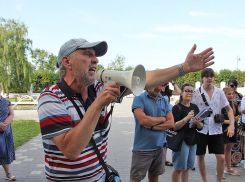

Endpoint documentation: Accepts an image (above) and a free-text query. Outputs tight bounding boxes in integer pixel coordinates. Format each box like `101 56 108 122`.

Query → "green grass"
11 120 41 149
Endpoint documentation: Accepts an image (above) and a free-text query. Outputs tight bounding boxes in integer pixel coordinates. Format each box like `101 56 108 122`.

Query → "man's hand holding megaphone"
94 83 120 109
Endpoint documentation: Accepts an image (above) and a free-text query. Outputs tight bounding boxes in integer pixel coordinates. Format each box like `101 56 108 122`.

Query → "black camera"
214 114 224 124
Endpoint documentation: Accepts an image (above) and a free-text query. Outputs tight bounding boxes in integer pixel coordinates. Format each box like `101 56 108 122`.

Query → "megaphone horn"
96 64 146 96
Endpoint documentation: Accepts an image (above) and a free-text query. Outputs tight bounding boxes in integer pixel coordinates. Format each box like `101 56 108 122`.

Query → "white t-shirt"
191 85 229 135
241 96 245 123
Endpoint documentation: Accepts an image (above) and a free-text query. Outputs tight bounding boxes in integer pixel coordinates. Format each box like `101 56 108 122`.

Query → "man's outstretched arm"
145 44 214 90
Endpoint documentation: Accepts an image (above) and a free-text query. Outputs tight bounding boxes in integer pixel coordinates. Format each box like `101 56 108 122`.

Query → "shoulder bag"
166 104 188 152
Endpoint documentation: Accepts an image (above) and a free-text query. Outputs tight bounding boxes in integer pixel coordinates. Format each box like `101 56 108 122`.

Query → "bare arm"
174 110 193 131
171 81 181 95
122 45 214 97
145 45 214 90
223 119 230 124
133 108 166 127
151 112 175 131
0 105 14 132
51 83 120 160
225 105 235 137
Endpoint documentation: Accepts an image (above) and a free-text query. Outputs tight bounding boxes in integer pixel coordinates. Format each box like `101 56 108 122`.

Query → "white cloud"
156 26 245 37
189 11 225 17
123 33 172 39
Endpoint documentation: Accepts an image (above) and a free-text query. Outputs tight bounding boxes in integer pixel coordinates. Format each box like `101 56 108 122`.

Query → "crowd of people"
130 68 245 182
1 37 245 182
36 37 216 182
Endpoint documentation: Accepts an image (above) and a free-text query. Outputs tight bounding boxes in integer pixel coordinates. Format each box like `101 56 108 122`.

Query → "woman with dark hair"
228 79 243 110
221 87 240 177
171 84 203 182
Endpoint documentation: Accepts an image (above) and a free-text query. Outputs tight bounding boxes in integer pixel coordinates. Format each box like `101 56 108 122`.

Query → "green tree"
125 65 134 71
218 69 232 83
32 70 59 92
97 63 105 72
0 18 32 93
107 54 125 71
31 48 57 72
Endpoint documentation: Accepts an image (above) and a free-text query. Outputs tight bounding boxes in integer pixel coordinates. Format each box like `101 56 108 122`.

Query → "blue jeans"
172 140 196 171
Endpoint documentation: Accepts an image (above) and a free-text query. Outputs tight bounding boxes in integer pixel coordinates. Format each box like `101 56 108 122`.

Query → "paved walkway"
1 98 245 181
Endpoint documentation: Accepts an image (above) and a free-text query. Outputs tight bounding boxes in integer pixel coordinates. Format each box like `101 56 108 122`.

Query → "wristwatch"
178 64 186 76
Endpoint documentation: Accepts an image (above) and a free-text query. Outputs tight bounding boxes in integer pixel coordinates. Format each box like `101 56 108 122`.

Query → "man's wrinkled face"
70 48 99 86
148 85 163 98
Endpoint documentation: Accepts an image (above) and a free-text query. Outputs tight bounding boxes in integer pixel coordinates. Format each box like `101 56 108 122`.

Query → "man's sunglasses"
230 84 237 88
184 90 194 94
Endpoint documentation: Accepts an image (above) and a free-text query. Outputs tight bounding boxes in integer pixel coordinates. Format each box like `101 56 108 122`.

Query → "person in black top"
221 87 240 176
228 79 243 111
171 84 203 182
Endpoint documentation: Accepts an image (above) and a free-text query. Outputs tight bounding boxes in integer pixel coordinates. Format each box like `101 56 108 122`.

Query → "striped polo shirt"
38 79 126 181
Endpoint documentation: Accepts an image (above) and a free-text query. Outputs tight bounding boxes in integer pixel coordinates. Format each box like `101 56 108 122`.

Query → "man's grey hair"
59 63 66 78
59 52 76 78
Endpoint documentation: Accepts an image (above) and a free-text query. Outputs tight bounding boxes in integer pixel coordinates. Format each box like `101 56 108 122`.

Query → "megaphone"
96 64 146 96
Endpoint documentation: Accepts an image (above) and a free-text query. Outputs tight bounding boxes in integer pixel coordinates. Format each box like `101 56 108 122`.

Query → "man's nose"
92 57 99 64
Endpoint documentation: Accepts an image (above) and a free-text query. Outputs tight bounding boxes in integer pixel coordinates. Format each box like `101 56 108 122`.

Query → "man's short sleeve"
38 91 73 139
132 95 144 113
165 98 172 113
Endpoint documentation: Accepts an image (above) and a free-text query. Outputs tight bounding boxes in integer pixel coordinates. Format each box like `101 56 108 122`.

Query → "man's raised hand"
183 44 215 73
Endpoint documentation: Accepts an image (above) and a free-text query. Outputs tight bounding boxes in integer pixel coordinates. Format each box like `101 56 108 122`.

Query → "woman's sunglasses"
184 90 194 94
229 84 237 88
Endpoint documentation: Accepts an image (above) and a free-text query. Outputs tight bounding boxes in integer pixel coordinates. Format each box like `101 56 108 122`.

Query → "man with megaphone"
37 38 214 182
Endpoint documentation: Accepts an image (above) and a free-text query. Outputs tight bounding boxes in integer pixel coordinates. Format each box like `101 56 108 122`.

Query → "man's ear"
62 56 72 70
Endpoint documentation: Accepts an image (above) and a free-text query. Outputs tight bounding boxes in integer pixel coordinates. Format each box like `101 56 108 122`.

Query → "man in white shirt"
191 68 234 182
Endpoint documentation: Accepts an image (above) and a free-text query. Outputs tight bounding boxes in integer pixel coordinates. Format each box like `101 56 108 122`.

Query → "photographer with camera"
191 68 234 182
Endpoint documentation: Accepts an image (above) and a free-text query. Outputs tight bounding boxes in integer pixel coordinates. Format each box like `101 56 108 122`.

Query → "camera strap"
199 87 209 107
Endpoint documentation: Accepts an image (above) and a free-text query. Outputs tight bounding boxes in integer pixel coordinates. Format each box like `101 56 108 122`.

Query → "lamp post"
237 56 241 83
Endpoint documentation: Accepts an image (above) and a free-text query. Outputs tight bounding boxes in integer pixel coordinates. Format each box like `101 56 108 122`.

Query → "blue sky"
1 0 245 72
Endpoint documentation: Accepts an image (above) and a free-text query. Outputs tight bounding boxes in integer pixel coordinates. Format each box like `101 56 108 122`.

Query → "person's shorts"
223 122 238 144
172 140 196 171
196 133 224 155
130 147 167 181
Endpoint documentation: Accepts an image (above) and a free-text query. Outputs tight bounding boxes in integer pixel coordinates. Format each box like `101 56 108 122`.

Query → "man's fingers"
203 61 215 68
199 47 213 56
204 55 215 63
189 44 197 54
